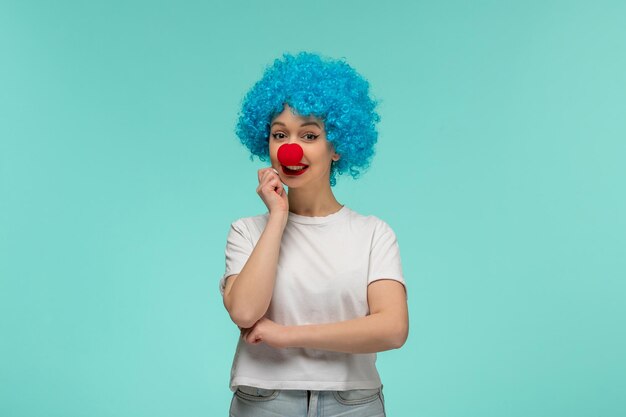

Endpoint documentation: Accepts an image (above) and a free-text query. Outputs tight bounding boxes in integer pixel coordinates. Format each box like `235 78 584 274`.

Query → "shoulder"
344 207 395 233
228 212 269 237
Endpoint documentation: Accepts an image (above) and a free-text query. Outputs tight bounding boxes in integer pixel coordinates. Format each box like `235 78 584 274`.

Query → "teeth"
286 165 306 170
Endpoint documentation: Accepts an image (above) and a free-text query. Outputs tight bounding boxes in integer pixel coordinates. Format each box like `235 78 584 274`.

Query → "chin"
281 179 301 188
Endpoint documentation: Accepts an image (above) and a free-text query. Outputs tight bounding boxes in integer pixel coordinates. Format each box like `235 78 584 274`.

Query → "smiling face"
269 103 340 189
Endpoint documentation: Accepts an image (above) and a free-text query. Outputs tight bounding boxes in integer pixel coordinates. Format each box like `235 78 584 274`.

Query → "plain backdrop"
1 1 625 416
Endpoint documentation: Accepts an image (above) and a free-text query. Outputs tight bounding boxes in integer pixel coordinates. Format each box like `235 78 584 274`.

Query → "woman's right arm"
222 167 288 329
223 213 286 328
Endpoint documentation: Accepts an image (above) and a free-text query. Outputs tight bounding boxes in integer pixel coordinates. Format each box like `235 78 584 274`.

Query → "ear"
332 153 340 162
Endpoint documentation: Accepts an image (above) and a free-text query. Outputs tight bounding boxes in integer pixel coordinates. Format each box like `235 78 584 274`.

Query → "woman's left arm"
241 279 408 354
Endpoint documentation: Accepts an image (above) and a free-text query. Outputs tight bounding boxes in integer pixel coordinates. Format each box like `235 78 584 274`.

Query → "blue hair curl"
235 51 381 187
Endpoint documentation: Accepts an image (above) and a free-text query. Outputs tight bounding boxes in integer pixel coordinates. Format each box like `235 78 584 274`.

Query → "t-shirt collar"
287 205 349 225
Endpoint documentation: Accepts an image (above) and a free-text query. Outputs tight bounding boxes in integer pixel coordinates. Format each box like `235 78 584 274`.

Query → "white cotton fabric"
219 205 406 392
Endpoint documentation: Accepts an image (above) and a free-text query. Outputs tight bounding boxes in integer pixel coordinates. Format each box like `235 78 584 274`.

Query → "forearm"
284 312 405 354
227 214 286 327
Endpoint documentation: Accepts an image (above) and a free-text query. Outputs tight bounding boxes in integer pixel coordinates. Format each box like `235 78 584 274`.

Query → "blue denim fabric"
229 385 386 417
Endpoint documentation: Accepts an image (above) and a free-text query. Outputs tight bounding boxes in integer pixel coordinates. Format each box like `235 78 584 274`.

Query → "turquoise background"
1 1 624 416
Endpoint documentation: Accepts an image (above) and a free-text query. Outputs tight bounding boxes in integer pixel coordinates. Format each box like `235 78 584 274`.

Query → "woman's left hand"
240 317 291 349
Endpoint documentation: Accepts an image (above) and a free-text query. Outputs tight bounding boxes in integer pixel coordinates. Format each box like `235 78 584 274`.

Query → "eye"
303 133 319 140
271 132 286 140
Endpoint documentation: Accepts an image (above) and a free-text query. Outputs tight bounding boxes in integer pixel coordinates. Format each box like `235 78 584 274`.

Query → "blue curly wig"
235 51 381 187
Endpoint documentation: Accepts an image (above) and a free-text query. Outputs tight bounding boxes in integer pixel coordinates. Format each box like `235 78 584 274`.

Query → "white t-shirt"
219 205 406 392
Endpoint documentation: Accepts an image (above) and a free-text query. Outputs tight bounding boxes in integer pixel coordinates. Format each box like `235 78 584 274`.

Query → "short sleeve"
367 220 406 296
219 220 254 297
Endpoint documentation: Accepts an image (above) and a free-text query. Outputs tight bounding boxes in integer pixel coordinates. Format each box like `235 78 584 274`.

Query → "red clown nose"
277 143 304 166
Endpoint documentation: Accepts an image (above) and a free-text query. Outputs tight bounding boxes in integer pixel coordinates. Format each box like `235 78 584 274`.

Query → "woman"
220 51 408 417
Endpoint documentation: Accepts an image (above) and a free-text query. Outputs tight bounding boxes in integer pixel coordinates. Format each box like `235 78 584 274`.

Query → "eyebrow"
271 121 322 129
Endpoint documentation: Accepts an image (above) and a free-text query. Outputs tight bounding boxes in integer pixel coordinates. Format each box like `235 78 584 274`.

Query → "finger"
258 167 274 183
259 168 276 186
271 168 285 186
267 177 282 191
258 168 267 183
270 167 282 181
271 168 283 182
267 174 282 186
249 331 261 344
260 171 280 191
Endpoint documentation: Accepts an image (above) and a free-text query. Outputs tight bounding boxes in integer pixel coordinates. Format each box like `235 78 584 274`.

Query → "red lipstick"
281 163 309 176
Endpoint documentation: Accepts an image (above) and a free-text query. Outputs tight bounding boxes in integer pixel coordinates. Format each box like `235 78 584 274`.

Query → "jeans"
229 384 386 417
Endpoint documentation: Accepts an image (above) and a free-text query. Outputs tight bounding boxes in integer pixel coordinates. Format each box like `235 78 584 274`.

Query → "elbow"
228 304 263 329
224 292 262 329
389 323 409 349
230 313 259 329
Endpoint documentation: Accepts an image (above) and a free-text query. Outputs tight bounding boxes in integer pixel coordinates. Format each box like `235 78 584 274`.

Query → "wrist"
282 325 298 348
268 211 289 227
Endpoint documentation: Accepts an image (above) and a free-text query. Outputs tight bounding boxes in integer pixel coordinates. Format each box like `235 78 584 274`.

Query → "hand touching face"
256 166 288 215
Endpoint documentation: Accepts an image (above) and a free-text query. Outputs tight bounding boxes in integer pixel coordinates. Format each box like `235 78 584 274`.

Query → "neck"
287 186 342 217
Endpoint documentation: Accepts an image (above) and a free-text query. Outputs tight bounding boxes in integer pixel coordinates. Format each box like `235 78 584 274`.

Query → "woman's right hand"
257 167 288 216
